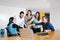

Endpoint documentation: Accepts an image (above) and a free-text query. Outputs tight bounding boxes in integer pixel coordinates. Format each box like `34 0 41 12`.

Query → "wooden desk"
0 30 60 40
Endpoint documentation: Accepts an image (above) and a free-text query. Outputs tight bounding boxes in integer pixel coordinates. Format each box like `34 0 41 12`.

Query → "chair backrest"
20 28 34 38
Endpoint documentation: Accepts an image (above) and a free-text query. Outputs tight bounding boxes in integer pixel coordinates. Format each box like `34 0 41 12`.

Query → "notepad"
37 32 49 36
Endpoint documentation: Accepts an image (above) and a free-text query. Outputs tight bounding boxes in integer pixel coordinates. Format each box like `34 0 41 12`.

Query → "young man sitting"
40 16 55 32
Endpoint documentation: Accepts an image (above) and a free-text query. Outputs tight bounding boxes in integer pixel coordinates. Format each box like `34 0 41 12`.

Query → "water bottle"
1 29 5 38
0 30 1 38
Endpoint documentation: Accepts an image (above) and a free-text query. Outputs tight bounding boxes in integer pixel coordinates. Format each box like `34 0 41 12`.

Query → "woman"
31 12 42 33
7 17 22 36
25 10 33 28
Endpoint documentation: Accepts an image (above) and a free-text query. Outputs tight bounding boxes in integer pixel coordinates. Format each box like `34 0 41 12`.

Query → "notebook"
37 32 49 36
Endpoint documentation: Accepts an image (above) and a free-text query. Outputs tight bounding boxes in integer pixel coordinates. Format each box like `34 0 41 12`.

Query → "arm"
13 24 22 28
24 16 27 25
48 23 55 31
12 24 22 32
27 16 34 25
40 25 43 32
35 23 41 25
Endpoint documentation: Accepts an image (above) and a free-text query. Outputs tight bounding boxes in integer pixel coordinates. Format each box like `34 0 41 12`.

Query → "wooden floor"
0 30 60 40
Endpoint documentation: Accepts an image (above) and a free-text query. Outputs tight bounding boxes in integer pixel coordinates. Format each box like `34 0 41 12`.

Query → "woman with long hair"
25 10 33 28
31 12 42 33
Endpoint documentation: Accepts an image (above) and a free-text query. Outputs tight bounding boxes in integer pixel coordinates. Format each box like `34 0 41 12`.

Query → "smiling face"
35 12 40 21
27 10 32 16
19 13 24 18
27 11 31 16
36 13 39 18
42 16 48 23
19 11 24 18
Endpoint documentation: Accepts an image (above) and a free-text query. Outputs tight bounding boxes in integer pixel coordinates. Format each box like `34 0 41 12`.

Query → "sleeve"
48 23 55 31
27 16 34 24
30 16 34 22
13 24 22 28
35 22 43 25
12 24 22 32
24 16 27 25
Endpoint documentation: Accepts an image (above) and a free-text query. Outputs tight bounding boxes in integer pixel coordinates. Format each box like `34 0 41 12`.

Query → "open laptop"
20 28 34 38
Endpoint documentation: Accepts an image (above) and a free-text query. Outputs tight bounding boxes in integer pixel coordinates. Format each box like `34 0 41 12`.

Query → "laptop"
20 28 34 38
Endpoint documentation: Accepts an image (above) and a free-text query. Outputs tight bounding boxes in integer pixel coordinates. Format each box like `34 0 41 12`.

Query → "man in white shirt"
15 11 25 28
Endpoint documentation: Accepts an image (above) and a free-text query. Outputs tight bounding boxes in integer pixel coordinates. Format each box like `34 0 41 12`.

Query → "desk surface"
0 30 60 40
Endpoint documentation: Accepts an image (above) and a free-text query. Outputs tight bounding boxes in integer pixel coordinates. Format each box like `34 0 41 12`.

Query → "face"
42 17 48 23
19 13 24 18
13 18 16 23
36 13 39 18
27 11 31 15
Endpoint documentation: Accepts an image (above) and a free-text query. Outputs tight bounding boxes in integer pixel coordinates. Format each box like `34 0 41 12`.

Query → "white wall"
0 0 50 10
50 0 60 30
0 0 60 30
0 6 26 29
0 0 50 29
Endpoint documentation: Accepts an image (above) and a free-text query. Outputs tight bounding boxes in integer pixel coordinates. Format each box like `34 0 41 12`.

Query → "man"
41 16 55 32
15 11 25 28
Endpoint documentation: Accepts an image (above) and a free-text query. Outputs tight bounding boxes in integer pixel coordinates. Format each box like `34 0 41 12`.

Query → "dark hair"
26 10 32 16
7 17 14 26
35 12 40 21
20 11 24 15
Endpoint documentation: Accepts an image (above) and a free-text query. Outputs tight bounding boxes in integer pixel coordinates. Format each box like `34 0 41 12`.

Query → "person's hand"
45 30 51 32
32 24 35 26
26 24 31 28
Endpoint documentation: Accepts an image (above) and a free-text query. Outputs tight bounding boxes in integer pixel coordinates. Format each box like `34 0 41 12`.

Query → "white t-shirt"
15 16 25 28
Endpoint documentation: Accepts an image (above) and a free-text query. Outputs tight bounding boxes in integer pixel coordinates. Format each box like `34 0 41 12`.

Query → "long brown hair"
35 12 40 21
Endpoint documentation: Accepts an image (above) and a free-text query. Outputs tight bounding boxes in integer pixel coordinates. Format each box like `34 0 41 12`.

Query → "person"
25 10 33 28
7 17 21 36
31 12 42 33
16 11 25 28
41 16 55 32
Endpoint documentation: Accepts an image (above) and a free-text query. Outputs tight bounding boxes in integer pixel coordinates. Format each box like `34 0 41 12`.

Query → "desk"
0 30 60 40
